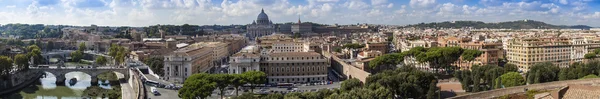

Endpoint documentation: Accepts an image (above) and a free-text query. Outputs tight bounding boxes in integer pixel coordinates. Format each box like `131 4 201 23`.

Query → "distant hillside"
405 20 592 29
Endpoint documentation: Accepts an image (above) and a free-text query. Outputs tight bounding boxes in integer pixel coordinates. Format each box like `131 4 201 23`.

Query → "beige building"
189 42 230 71
506 38 571 72
260 52 329 83
163 46 214 83
457 41 504 70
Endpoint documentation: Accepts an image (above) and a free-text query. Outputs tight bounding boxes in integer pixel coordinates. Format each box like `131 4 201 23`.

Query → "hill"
405 20 591 29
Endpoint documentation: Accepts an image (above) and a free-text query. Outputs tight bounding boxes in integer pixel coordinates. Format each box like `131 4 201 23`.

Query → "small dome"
257 9 269 21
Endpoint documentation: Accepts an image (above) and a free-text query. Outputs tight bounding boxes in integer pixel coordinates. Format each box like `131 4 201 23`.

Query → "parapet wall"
449 78 600 99
323 51 371 82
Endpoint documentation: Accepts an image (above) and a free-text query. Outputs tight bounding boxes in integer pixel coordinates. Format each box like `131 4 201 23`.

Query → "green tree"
341 78 363 91
461 49 483 64
27 45 40 52
210 74 233 99
143 57 164 76
284 92 304 99
504 63 519 73
413 47 464 73
580 74 599 79
14 54 29 70
27 48 43 66
231 74 247 96
71 50 84 62
585 53 597 59
179 73 217 99
496 72 525 88
242 71 266 92
342 43 365 49
79 42 86 51
0 56 14 77
95 56 107 65
108 44 119 57
262 93 283 99
368 53 403 73
46 41 54 51
594 49 600 54
526 62 560 84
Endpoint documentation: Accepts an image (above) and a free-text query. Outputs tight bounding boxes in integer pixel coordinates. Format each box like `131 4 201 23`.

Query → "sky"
0 0 600 27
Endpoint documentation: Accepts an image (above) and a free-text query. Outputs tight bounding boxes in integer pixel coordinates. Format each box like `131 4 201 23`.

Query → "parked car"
151 87 161 96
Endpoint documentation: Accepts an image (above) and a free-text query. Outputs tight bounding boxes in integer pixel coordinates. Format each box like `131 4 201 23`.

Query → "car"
310 89 317 92
151 87 161 96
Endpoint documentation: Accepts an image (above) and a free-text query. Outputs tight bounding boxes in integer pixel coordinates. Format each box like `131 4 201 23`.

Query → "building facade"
506 38 572 72
260 52 329 83
163 46 214 83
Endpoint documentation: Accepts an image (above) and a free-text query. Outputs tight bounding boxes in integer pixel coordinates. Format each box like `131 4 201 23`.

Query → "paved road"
116 71 135 99
146 84 181 99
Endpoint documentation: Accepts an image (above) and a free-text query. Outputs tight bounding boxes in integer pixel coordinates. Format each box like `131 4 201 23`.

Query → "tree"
341 78 363 91
496 72 525 88
242 71 266 92
461 49 483 65
263 93 283 99
179 73 217 99
46 41 54 51
143 57 164 76
95 56 107 65
108 44 119 57
594 49 600 54
426 80 439 99
79 42 86 51
0 56 14 77
210 74 233 99
231 74 247 96
368 53 403 73
27 45 40 52
580 74 599 79
366 66 437 98
27 48 43 66
411 47 464 73
342 43 365 49
504 63 519 73
585 53 597 59
526 62 560 84
71 50 84 62
14 54 29 70
284 92 304 99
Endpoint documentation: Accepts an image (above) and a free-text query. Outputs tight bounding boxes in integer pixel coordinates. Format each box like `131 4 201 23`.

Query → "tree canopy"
527 62 560 84
368 53 403 73
496 72 525 88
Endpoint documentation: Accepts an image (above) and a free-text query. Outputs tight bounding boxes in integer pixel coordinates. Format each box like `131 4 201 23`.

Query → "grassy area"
97 72 118 81
82 86 122 99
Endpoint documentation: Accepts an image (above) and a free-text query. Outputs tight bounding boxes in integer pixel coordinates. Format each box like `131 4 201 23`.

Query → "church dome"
257 9 269 21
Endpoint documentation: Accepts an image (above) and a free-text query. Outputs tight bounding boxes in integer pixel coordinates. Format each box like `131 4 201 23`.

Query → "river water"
2 72 112 99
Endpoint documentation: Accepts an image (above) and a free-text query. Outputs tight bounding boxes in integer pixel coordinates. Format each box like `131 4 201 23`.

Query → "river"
2 72 113 99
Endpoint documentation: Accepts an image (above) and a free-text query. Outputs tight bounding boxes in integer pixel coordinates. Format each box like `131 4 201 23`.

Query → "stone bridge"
29 66 129 84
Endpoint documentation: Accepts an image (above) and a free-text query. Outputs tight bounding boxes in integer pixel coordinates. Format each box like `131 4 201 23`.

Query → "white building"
229 46 261 74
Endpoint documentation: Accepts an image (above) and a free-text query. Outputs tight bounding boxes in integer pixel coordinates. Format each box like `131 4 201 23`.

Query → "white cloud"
371 0 387 5
6 5 16 8
410 0 436 8
342 0 370 10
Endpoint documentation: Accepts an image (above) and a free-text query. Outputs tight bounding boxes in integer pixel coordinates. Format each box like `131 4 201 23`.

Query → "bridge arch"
31 67 130 85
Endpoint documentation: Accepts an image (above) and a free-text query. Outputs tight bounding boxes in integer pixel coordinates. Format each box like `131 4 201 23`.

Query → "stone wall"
323 51 371 82
449 78 600 99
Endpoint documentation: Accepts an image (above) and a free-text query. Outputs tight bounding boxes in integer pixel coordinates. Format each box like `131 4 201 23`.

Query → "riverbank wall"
0 71 44 96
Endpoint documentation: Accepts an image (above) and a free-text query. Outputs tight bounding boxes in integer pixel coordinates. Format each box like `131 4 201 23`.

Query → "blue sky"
0 0 600 27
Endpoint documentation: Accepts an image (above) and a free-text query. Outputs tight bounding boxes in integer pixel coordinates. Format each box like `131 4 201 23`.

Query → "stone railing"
449 78 600 99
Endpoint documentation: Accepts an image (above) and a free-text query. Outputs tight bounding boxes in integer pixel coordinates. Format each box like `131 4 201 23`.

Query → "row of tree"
369 46 483 73
178 71 266 99
454 64 520 92
0 45 43 78
231 66 439 99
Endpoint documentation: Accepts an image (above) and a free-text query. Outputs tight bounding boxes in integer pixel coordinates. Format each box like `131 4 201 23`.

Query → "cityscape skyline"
0 0 599 27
